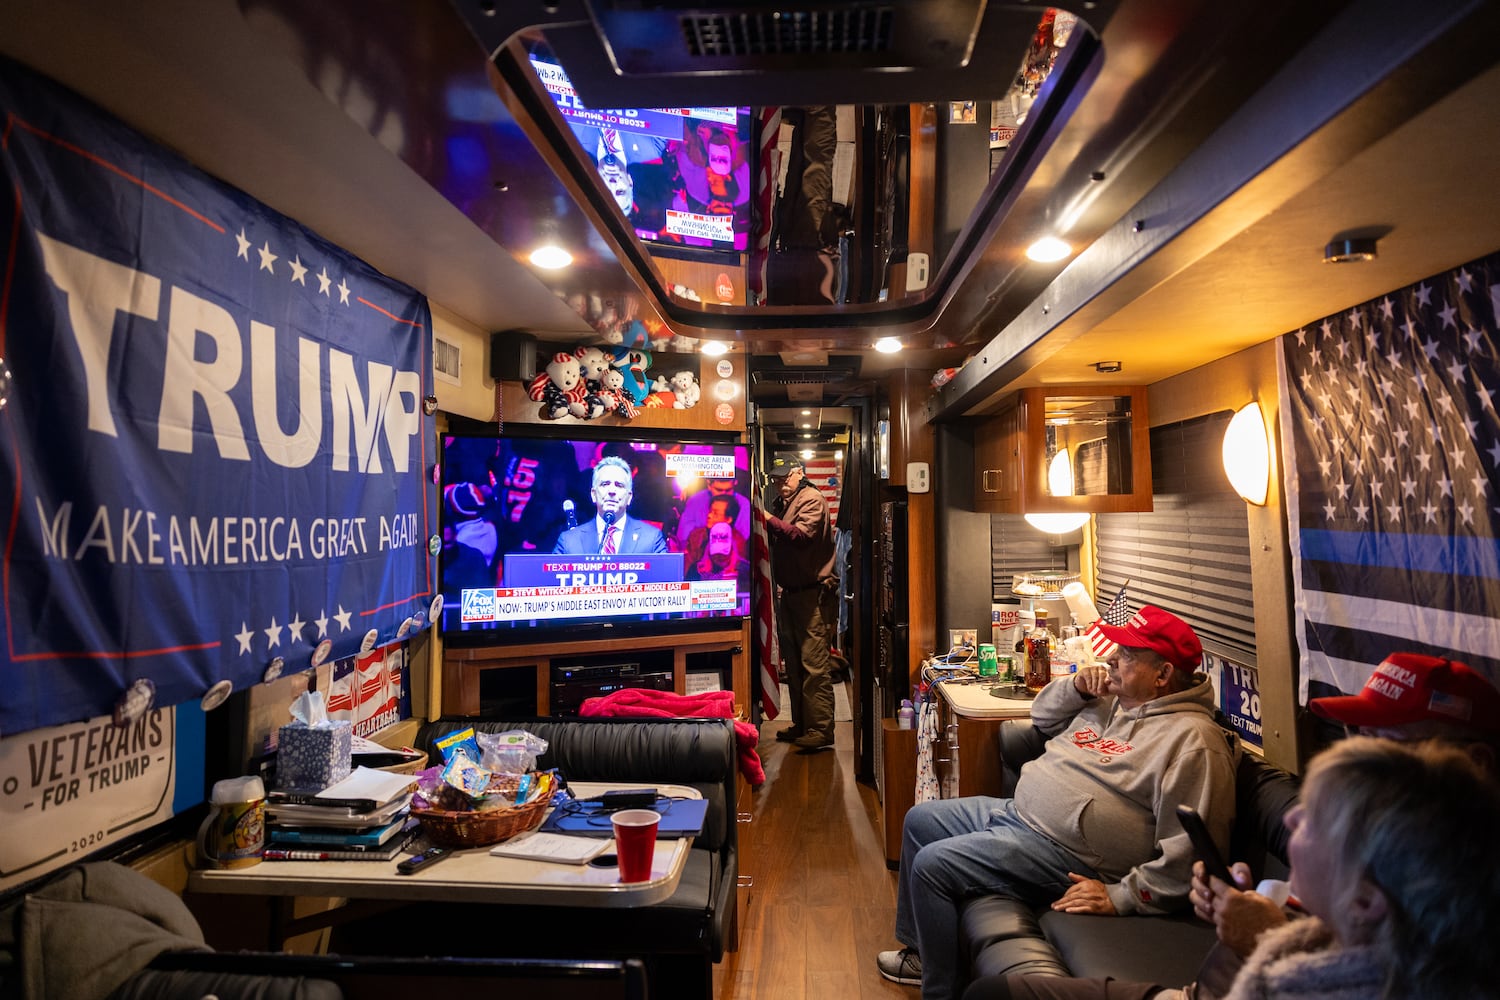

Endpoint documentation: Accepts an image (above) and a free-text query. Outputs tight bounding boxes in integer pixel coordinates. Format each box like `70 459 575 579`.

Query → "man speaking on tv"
553 455 669 555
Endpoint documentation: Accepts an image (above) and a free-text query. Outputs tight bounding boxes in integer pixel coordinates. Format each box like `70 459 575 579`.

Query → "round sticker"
360 628 379 653
714 402 735 425
311 638 333 668
397 616 414 639
429 594 444 622
113 677 156 727
412 611 427 629
715 272 735 302
715 358 733 379
422 394 439 415
200 679 234 712
263 657 285 683
713 379 739 401
428 533 442 555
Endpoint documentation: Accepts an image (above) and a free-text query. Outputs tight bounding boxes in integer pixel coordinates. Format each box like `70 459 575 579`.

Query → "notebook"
538 797 708 839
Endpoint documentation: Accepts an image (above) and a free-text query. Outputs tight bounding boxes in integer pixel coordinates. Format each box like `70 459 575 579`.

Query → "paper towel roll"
1062 582 1100 625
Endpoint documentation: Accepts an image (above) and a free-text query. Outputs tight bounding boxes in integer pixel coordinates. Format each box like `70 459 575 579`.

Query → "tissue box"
276 720 353 790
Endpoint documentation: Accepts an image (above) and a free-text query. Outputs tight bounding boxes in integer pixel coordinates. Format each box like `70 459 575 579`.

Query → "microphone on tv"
563 498 577 529
601 509 618 526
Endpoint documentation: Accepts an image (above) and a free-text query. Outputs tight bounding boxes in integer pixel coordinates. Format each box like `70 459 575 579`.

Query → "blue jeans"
896 797 1098 1000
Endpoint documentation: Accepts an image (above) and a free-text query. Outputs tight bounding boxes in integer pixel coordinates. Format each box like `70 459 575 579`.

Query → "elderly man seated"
877 606 1240 1000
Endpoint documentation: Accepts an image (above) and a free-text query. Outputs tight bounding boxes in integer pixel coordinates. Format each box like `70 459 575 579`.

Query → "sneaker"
774 727 804 743
877 948 922 985
792 734 834 752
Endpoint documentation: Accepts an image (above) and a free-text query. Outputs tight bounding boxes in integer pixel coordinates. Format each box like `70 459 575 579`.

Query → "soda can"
977 643 999 677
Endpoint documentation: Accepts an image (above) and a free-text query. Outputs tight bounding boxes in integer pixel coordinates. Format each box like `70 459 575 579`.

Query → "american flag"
1280 249 1500 703
751 499 780 719
1086 586 1131 661
802 453 842 524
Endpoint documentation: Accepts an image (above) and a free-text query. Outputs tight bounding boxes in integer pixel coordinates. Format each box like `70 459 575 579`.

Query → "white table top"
189 782 699 908
934 675 1035 720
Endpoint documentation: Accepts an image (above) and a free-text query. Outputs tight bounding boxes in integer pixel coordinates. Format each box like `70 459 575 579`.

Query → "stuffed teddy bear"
527 352 587 420
598 367 638 419
575 345 612 387
668 370 700 409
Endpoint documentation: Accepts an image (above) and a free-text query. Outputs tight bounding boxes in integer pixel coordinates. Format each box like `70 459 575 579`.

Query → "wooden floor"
712 712 913 999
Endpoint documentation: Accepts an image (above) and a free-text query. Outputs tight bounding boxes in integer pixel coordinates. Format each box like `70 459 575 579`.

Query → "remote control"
396 847 452 875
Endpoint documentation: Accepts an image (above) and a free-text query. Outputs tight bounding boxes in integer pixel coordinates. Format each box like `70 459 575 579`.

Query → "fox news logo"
461 588 498 623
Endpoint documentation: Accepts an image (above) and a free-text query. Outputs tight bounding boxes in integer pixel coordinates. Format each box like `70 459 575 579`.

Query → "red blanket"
578 688 765 788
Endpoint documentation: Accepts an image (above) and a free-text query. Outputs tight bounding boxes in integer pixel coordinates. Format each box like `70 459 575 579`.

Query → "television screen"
530 55 753 254
439 431 752 642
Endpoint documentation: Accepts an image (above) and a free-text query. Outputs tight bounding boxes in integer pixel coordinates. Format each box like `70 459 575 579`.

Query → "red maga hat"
1308 653 1500 734
1094 605 1203 673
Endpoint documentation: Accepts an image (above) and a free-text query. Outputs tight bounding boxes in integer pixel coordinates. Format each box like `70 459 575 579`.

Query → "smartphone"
1175 804 1234 885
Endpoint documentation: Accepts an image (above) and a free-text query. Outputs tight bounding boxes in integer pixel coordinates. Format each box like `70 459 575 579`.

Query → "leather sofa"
959 719 1300 989
329 715 739 1000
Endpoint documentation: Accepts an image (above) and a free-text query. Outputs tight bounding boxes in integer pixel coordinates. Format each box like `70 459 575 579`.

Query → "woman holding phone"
970 737 1500 999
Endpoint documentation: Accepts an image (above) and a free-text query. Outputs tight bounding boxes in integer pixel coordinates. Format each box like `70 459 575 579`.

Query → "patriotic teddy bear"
527 351 587 419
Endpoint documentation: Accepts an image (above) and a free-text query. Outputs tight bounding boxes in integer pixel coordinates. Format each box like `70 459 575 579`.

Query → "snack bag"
475 729 548 775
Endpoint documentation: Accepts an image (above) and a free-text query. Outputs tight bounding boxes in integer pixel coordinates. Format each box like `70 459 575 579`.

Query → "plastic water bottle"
897 699 915 730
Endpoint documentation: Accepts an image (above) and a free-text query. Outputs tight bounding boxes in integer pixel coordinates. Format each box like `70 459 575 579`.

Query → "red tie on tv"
602 525 618 555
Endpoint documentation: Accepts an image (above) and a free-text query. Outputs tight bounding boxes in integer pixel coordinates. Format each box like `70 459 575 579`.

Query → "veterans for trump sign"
0 57 436 736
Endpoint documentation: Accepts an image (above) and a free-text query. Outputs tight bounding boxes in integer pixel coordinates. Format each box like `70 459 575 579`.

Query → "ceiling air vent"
683 8 895 58
433 336 462 386
752 357 862 385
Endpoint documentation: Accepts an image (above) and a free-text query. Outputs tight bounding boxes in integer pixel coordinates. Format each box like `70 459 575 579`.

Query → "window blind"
990 513 1072 603
1094 411 1257 664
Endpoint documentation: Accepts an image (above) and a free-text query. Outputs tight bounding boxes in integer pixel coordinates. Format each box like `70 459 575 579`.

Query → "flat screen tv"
438 429 752 644
530 54 753 254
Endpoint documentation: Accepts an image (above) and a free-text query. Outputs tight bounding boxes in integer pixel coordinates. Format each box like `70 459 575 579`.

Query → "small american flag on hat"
1087 585 1131 661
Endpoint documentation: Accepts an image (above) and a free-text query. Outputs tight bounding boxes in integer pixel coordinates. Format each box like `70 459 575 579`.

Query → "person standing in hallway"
765 457 838 752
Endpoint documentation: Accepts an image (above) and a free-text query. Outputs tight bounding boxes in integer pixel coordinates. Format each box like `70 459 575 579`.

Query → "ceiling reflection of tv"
530 55 752 255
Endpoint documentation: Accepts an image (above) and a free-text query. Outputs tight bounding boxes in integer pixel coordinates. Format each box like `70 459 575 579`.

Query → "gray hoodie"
1013 674 1239 915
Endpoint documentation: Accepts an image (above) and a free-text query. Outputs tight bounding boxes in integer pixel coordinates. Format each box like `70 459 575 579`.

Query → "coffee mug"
196 775 266 868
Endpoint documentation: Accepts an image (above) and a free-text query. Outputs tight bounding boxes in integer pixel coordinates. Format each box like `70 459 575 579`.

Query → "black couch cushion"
1039 911 1213 985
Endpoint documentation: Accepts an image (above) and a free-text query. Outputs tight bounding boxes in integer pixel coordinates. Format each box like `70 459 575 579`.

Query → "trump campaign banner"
0 57 436 737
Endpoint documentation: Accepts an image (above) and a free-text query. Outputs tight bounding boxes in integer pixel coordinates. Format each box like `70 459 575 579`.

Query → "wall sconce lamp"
1024 449 1091 533
1222 401 1271 505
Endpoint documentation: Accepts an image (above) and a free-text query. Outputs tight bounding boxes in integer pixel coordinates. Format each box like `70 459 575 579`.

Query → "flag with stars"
0 57 436 735
1279 250 1500 704
1086 586 1131 661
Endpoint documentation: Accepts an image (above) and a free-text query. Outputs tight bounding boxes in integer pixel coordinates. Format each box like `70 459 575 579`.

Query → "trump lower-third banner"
0 56 436 736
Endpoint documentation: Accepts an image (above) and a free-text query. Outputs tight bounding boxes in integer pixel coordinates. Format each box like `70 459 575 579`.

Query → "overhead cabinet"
975 385 1153 515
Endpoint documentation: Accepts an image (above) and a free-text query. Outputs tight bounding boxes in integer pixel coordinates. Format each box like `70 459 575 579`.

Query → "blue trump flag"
0 57 436 734
1279 250 1500 703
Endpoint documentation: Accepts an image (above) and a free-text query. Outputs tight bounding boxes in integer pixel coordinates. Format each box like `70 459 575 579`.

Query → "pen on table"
263 849 330 861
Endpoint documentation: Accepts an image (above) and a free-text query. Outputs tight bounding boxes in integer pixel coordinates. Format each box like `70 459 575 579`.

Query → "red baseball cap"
1094 605 1203 673
1308 653 1500 734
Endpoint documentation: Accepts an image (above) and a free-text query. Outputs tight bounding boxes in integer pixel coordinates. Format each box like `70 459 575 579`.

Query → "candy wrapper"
434 726 481 765
276 690 352 790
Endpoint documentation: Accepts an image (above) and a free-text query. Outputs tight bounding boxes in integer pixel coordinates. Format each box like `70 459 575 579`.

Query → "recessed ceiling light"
874 337 902 354
800 448 814 460
800 409 813 416
699 340 729 356
528 245 572 269
1025 236 1072 262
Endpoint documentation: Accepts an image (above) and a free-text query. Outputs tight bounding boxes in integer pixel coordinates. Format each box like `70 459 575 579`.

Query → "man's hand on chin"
1051 873 1118 915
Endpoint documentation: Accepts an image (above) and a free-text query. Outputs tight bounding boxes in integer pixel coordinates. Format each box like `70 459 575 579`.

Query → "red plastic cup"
611 808 660 883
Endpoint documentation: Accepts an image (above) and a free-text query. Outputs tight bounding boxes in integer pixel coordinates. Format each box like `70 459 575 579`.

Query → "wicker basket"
375 750 428 775
413 796 548 848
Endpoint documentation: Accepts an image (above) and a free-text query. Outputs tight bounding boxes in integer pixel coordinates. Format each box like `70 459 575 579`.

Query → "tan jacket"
766 484 835 590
